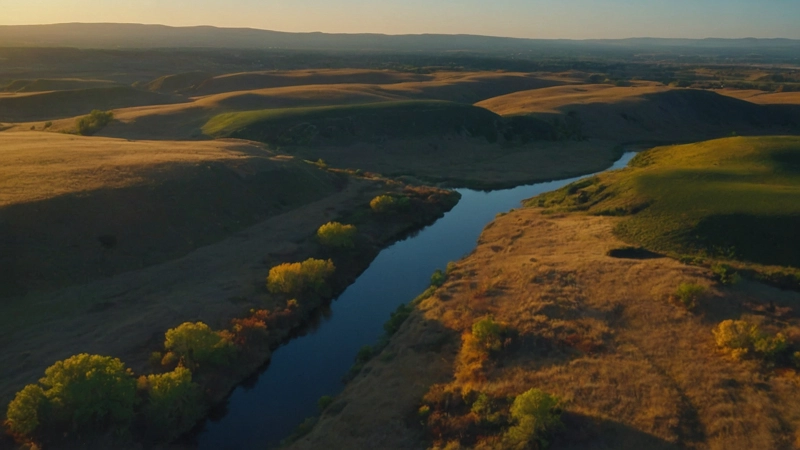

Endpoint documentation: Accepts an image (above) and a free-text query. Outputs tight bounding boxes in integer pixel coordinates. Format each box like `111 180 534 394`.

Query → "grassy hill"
0 132 346 296
191 69 431 95
478 84 800 142
2 78 120 93
12 71 571 139
203 100 503 144
530 136 800 268
0 86 181 121
142 71 212 93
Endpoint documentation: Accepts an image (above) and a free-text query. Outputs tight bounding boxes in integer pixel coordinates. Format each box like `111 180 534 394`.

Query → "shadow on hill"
531 88 800 143
0 158 345 296
553 412 685 450
692 214 800 268
607 246 664 260
0 86 183 121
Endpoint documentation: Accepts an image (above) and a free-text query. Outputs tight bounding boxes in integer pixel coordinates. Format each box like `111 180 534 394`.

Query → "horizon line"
1 22 798 42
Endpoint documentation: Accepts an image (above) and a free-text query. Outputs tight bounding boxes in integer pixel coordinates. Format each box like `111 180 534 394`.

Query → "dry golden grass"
291 210 800 450
477 84 799 143
5 71 571 140
0 131 281 206
718 89 800 105
476 82 668 115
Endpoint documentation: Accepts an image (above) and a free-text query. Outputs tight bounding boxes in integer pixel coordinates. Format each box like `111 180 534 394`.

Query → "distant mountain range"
1 23 799 53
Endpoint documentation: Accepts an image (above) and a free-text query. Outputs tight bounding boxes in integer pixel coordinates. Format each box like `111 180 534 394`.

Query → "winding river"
195 152 637 449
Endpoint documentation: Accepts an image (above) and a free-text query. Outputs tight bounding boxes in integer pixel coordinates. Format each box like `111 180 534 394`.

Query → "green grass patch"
528 136 800 269
202 100 502 144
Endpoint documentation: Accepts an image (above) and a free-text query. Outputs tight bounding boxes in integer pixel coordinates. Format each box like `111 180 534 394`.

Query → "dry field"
292 209 800 450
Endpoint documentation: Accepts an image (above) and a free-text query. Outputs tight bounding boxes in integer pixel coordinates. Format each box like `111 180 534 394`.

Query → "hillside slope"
530 136 800 269
0 131 346 296
478 84 800 142
0 86 181 121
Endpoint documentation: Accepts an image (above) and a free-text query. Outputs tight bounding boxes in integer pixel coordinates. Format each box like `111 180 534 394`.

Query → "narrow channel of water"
195 153 637 449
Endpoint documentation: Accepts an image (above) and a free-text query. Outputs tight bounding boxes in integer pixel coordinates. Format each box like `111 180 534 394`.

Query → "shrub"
267 258 336 297
6 354 137 438
431 269 447 287
711 263 741 285
472 317 509 353
76 110 114 136
139 366 205 440
164 322 236 369
503 389 562 449
384 303 414 336
5 384 46 437
713 319 788 361
370 195 397 213
674 282 707 310
317 222 357 249
229 309 269 347
43 121 52 129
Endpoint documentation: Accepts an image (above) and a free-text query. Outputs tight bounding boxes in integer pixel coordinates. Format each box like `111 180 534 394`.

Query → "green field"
529 136 800 268
202 100 505 144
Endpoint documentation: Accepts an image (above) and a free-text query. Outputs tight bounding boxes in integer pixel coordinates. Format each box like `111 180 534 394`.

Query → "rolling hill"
478 83 800 142
530 136 800 268
0 131 346 296
0 86 182 122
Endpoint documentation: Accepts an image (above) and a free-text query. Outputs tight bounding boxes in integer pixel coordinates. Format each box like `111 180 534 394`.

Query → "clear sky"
2 0 799 39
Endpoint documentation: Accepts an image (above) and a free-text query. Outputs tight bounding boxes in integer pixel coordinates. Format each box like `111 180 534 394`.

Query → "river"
194 152 637 449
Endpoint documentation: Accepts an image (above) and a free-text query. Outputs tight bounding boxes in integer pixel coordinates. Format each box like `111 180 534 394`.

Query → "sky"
1 0 799 39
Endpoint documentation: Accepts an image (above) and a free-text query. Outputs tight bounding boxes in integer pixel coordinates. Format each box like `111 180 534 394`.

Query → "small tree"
139 366 205 440
504 389 562 449
267 258 335 297
317 222 357 249
6 354 137 439
164 322 236 369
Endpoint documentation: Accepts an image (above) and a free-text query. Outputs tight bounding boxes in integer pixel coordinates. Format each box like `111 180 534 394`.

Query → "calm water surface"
195 152 636 449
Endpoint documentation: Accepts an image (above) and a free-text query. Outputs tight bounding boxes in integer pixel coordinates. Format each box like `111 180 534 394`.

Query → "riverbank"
0 170 458 449
289 207 800 450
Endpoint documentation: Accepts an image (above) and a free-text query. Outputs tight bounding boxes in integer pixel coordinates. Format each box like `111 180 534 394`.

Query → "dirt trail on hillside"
292 210 800 450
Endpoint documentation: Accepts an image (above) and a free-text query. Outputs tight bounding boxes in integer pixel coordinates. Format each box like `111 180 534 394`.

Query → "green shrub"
267 258 336 297
76 110 114 136
713 319 788 361
430 269 446 287
472 317 508 353
674 282 707 310
471 393 502 426
503 389 562 449
317 222 357 249
6 354 137 438
139 366 205 440
164 322 236 369
711 263 741 285
43 121 52 129
384 303 414 336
